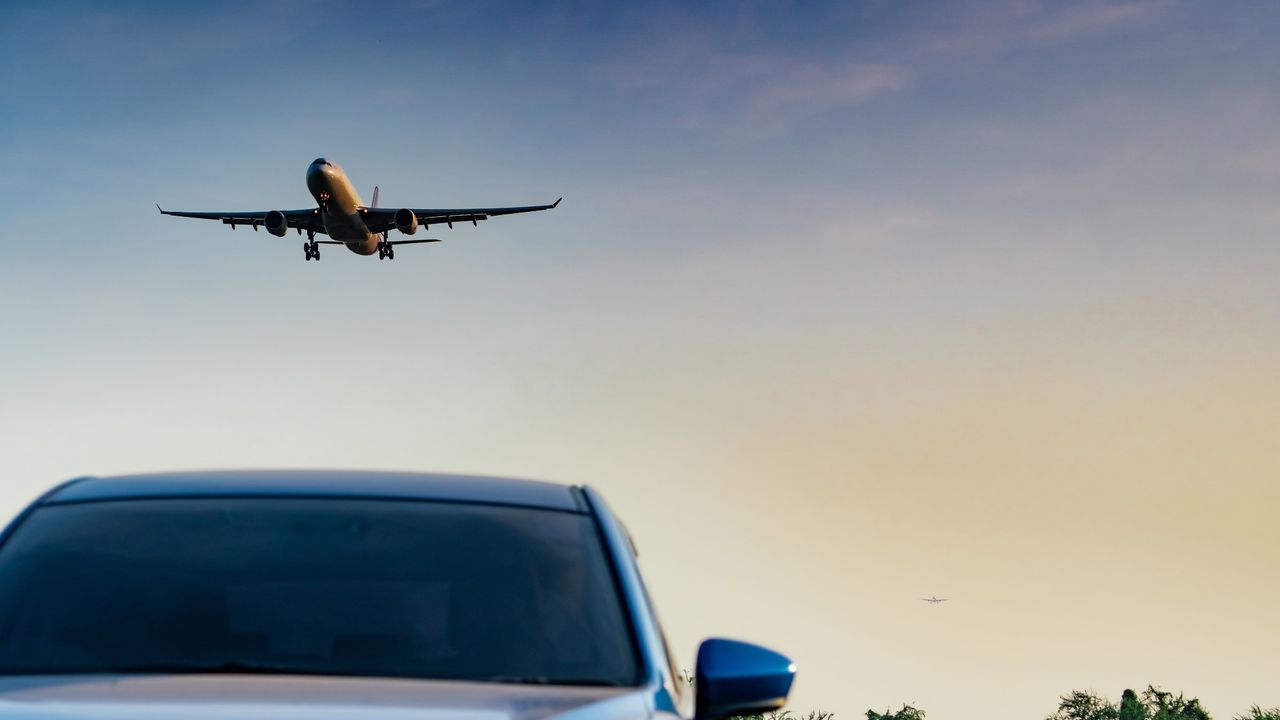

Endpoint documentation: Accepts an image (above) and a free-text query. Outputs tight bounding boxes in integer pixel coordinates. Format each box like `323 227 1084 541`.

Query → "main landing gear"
303 240 321 261
378 240 395 260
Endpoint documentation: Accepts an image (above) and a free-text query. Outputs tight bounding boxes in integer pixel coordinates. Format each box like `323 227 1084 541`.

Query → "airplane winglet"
552 197 562 208
156 203 163 214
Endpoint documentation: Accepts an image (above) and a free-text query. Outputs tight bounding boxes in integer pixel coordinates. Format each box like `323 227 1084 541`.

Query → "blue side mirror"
694 638 796 720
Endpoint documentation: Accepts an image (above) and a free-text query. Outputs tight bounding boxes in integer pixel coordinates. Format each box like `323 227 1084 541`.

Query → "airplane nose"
306 162 330 197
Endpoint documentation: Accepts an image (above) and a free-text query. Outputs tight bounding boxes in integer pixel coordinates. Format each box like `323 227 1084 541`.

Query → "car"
0 470 795 720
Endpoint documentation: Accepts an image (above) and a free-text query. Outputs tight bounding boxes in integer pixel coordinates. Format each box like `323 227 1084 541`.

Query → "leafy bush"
684 667 1274 720
1234 708 1280 720
866 705 926 720
1046 689 1118 720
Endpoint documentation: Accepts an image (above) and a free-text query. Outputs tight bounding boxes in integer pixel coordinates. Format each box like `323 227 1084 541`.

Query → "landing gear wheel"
386 245 394 260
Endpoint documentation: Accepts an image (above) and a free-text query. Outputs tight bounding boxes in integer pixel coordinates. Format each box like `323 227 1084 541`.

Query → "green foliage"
1047 690 1119 720
1142 686 1211 720
1120 690 1149 720
681 665 1269 720
1234 707 1280 720
750 711 836 720
1043 686 1211 720
725 711 835 720
865 704 924 720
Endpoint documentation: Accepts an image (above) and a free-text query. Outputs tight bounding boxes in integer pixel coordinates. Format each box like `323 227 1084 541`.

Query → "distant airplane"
158 158 560 261
922 596 949 603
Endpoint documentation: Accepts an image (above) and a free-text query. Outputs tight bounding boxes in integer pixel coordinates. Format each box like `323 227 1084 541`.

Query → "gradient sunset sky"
2 2 1278 718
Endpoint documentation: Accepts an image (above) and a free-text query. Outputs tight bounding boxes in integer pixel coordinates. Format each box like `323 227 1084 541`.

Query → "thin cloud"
603 1 1173 139
909 0 1175 55
735 60 909 130
606 29 912 139
1025 0 1170 42
685 55 911 137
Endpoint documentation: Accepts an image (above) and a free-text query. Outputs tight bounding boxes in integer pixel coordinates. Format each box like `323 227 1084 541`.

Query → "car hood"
0 675 654 720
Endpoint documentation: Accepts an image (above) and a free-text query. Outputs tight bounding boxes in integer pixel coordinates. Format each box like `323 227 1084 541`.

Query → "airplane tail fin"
371 186 379 209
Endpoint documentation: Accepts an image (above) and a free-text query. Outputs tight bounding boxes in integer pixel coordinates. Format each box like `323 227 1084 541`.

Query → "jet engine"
264 210 289 237
394 208 419 235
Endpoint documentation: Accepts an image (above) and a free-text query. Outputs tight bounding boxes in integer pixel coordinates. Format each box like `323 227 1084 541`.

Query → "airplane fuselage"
159 158 560 261
305 158 378 255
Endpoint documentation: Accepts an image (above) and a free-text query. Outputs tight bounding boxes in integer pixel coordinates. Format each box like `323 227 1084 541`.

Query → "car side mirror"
694 638 796 720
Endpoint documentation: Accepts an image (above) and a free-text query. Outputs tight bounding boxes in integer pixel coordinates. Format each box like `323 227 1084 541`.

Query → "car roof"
44 470 582 513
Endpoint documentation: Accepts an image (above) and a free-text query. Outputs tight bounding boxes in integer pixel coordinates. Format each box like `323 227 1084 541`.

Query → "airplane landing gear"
303 240 320 261
378 241 394 260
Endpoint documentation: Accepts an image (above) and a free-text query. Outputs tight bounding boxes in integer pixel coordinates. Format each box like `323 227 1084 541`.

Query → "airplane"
158 158 560 261
922 596 949 603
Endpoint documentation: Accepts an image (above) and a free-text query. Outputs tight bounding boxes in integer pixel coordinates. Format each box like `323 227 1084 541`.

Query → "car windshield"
0 498 639 685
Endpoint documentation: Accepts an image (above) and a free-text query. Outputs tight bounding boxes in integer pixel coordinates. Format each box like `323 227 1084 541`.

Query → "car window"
0 498 640 686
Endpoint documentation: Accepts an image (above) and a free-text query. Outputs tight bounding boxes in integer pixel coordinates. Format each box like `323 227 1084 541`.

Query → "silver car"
0 471 795 720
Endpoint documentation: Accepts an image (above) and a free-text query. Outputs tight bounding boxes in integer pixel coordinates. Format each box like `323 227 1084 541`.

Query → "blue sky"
3 2 1280 718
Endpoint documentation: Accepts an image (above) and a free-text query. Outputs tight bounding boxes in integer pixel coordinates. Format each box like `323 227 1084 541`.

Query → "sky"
2 1 1279 717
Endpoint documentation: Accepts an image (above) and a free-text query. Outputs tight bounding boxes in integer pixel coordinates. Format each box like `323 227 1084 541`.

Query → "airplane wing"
360 198 561 233
157 206 326 234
